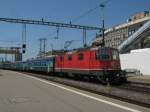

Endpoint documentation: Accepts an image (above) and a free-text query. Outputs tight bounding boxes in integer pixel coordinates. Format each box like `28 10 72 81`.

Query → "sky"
0 0 149 60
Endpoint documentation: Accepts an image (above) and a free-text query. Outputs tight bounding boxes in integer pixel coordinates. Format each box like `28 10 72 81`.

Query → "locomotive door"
56 55 63 72
52 57 55 72
89 51 96 71
60 55 64 72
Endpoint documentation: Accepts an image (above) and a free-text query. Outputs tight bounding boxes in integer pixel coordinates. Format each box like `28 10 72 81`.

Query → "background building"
93 11 150 49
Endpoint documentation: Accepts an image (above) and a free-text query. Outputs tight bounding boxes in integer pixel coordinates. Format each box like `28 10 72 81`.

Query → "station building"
93 11 150 50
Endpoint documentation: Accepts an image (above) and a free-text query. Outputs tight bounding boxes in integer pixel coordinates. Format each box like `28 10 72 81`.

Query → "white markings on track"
25 75 142 112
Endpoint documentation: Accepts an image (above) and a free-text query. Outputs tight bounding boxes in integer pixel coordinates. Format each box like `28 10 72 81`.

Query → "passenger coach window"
78 53 84 60
67 54 72 61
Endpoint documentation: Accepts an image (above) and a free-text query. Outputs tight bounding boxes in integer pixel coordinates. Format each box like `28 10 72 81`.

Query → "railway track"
20 71 150 108
118 82 150 94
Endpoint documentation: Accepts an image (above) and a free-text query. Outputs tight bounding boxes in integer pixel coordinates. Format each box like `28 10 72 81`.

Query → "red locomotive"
1 46 126 84
55 46 126 83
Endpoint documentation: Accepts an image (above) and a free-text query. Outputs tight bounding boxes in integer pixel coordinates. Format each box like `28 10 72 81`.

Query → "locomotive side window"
96 48 110 60
112 50 119 60
78 53 84 60
67 54 72 61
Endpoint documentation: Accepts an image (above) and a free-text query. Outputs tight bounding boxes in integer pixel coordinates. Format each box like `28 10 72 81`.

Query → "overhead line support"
0 17 101 30
0 17 102 48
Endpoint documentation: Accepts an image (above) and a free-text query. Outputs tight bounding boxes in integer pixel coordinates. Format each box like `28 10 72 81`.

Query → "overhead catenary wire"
71 0 111 23
68 0 111 47
38 29 58 40
37 1 110 48
0 40 20 44
71 6 100 23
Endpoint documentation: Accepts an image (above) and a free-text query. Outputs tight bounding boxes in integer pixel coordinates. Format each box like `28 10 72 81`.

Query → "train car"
27 57 55 73
0 47 125 84
1 56 55 72
13 61 26 70
55 46 126 83
0 62 14 70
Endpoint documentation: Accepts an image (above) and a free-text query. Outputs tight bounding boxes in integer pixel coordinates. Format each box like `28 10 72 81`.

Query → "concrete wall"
120 48 150 75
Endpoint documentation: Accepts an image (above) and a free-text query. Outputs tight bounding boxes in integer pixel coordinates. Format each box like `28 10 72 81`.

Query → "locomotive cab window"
96 48 110 60
67 54 72 61
78 53 84 60
112 50 119 60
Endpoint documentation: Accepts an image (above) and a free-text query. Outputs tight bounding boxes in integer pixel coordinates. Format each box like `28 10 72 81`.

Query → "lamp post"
100 4 105 46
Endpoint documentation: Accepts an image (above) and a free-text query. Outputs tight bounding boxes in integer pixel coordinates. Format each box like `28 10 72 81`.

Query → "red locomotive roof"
54 46 118 56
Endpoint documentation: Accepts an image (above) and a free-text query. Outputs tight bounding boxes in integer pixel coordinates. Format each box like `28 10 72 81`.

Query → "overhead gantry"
0 17 101 47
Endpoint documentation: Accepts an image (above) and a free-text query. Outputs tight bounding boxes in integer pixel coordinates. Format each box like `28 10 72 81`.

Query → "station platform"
127 75 150 84
0 69 149 112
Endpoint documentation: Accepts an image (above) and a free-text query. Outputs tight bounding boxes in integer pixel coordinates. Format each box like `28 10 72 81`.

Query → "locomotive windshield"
112 49 119 60
96 48 110 60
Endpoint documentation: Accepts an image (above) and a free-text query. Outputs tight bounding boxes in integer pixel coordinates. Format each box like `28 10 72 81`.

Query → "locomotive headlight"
111 61 119 69
116 74 120 77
